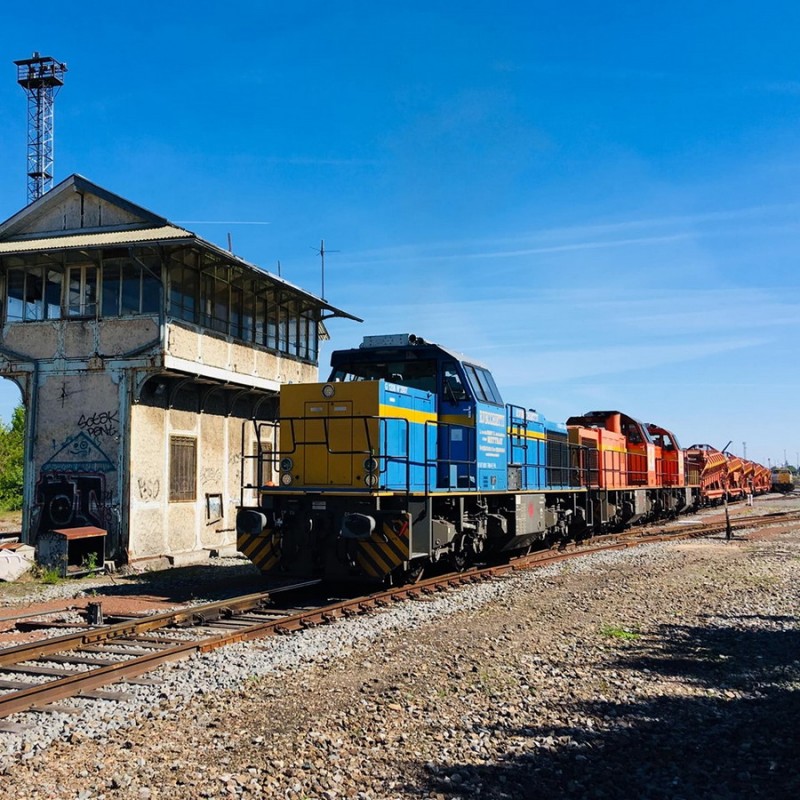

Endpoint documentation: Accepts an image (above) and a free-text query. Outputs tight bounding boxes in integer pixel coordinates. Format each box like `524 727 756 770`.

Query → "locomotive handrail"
243 413 424 495
424 418 478 493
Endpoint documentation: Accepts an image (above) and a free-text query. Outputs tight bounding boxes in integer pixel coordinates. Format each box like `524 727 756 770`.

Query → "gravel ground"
0 500 798 799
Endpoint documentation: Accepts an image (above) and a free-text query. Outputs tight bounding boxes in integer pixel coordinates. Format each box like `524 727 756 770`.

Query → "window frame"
169 435 197 502
66 263 98 318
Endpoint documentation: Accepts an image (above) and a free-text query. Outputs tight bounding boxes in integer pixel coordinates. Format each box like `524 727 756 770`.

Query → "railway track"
1 507 798 725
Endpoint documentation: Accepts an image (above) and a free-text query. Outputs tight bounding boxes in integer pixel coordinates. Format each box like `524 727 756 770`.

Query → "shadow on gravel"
87 561 267 603
421 620 800 800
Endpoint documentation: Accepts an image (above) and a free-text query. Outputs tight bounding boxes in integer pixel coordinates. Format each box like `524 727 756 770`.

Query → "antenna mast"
312 239 339 301
14 52 68 203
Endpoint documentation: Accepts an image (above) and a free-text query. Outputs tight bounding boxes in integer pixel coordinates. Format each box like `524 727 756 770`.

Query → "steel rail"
0 581 321 668
1 511 797 720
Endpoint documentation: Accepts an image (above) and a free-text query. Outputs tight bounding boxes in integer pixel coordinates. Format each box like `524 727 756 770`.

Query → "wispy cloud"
341 202 800 266
492 336 771 386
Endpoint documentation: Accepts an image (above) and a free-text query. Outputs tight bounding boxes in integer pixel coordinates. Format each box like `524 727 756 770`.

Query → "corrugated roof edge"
0 226 192 253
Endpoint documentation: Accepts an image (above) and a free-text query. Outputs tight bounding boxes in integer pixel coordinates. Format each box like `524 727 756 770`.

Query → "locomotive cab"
328 334 508 492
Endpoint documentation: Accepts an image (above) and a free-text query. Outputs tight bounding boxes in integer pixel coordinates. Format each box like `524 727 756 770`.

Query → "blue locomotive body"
237 334 584 583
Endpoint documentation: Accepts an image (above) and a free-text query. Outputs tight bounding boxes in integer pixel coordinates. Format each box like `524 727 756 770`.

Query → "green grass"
35 565 63 585
600 624 641 641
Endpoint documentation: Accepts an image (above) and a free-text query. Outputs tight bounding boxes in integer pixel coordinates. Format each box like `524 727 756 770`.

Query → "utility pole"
14 52 68 203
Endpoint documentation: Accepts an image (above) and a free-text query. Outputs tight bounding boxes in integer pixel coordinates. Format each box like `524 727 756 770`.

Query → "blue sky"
0 2 798 467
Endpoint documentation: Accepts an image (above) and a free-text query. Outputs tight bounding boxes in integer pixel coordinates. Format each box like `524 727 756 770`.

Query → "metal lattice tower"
14 52 68 204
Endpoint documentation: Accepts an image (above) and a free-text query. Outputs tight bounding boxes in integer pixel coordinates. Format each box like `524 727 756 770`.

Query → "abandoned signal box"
0 175 359 566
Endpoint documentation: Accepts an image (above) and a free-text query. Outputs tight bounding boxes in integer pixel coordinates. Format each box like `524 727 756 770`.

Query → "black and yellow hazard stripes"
354 516 410 579
237 529 281 575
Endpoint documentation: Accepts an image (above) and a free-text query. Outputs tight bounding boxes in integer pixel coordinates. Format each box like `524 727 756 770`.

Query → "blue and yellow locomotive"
236 334 584 584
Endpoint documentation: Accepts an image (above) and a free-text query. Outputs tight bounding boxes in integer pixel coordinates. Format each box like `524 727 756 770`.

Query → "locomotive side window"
442 363 468 402
330 359 436 392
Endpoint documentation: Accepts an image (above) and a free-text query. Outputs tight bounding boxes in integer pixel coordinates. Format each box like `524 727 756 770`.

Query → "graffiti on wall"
77 409 119 439
137 478 160 500
35 432 117 535
200 466 222 487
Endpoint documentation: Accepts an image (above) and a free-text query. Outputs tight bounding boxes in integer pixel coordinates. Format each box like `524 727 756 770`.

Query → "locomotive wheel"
405 561 426 583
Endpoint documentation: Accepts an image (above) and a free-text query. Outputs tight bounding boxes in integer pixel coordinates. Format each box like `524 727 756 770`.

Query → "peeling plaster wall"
129 400 251 560
167 322 319 385
99 318 159 355
3 318 159 361
1 323 58 359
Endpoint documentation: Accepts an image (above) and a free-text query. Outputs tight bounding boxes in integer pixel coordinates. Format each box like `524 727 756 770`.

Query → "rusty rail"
1 511 798 721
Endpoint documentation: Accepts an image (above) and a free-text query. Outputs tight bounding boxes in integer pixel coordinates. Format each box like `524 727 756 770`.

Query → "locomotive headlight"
279 457 293 472
363 457 378 473
322 383 335 398
280 473 293 486
364 473 378 488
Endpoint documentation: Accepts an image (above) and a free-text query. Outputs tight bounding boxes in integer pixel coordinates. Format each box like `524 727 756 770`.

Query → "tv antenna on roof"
14 52 68 203
311 239 339 301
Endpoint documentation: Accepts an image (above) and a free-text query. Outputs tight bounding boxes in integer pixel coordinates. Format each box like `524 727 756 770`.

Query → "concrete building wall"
30 368 122 551
126 382 306 562
166 321 316 387
3 318 159 361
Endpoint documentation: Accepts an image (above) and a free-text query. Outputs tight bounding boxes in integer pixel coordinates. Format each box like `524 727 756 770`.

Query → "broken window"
5 266 63 322
67 264 98 318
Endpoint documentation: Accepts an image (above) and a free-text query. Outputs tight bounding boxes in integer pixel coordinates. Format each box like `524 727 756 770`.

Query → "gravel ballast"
0 519 798 798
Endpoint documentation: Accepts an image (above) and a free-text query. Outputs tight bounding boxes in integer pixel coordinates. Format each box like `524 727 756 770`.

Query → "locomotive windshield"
329 358 438 393
463 364 503 405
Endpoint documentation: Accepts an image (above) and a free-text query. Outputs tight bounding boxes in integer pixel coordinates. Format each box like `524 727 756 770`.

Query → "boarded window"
169 436 197 501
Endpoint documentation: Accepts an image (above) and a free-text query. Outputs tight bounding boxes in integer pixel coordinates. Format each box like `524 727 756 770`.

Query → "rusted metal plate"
50 526 107 541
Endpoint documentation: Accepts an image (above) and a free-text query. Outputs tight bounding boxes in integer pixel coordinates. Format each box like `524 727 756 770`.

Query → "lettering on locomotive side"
479 410 505 427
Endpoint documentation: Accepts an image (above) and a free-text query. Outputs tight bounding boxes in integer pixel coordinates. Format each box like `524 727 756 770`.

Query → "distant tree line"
0 405 24 510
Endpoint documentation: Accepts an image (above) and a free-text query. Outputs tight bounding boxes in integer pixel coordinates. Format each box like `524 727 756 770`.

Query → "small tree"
0 405 25 511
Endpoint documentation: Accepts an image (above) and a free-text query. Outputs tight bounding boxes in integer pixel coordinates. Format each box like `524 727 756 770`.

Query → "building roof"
0 174 361 322
0 225 192 253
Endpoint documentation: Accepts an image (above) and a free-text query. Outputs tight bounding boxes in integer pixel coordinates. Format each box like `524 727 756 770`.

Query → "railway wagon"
236 334 766 585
